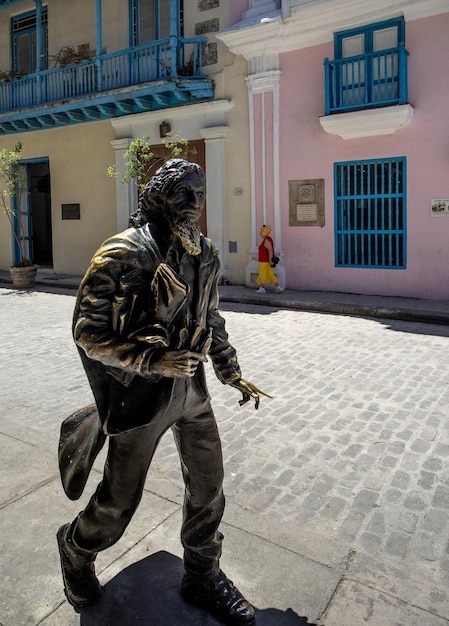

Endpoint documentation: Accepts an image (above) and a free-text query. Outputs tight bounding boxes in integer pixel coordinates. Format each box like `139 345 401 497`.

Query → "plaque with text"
289 179 324 227
62 203 81 220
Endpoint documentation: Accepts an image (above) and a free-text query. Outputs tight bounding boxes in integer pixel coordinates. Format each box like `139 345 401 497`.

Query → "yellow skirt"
257 262 278 285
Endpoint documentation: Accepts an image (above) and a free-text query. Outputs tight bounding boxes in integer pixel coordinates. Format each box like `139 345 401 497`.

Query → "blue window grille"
334 158 406 269
324 18 408 114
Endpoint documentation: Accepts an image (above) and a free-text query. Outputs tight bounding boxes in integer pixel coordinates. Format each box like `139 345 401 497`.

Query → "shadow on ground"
78 551 316 626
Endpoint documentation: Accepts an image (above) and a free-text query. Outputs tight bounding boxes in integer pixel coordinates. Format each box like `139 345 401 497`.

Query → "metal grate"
334 158 406 269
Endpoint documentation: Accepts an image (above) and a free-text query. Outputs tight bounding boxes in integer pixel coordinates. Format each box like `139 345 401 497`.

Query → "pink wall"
278 13 449 300
228 1 249 26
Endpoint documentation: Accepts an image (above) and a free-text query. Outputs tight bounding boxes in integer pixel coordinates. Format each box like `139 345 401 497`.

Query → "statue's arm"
205 258 242 385
206 253 272 408
74 261 167 380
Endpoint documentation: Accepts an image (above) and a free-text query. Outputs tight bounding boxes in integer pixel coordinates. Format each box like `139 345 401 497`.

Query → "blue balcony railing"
324 45 409 115
0 36 206 113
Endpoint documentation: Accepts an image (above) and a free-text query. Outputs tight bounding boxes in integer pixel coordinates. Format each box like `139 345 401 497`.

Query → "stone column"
199 125 229 283
110 138 138 232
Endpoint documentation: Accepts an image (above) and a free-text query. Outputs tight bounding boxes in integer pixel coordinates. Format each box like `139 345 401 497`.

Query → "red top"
258 236 274 262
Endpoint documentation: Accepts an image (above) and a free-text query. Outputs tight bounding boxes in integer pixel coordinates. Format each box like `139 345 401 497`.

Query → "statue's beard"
170 215 202 256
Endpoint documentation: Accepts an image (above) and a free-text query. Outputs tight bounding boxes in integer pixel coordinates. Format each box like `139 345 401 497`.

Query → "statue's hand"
230 378 273 410
151 350 207 378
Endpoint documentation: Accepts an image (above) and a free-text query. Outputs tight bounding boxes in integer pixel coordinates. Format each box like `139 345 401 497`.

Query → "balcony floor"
0 78 214 135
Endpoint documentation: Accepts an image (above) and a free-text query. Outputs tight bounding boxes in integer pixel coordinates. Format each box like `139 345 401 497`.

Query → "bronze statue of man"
57 158 269 625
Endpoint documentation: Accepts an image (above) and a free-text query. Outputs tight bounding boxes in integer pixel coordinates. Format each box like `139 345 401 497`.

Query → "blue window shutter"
334 157 407 269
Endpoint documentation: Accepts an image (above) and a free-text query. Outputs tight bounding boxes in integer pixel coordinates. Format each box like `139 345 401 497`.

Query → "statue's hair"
129 158 206 227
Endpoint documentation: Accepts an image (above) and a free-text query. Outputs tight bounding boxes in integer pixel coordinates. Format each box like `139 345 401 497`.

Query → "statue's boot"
56 523 102 608
181 568 255 625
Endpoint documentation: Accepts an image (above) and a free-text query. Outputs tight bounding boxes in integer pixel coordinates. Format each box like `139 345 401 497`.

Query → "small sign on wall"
431 199 449 217
62 203 81 220
289 179 325 227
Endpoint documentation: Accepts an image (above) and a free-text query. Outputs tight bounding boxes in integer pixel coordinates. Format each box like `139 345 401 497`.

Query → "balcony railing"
324 45 409 115
0 36 206 113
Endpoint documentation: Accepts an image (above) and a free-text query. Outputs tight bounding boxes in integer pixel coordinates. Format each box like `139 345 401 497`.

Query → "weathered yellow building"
0 0 252 283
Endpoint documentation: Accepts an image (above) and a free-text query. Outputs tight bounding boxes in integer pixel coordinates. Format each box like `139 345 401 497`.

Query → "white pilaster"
244 66 285 289
111 138 138 233
199 126 229 283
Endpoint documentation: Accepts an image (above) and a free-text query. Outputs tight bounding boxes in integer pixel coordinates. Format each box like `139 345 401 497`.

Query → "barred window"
334 158 406 269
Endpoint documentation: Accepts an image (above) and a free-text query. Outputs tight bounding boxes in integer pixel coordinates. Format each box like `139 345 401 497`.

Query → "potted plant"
0 142 38 288
177 59 194 77
49 45 91 68
0 70 24 83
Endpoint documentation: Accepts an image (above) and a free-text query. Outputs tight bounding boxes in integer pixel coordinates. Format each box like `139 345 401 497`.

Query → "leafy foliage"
0 142 33 266
107 132 195 192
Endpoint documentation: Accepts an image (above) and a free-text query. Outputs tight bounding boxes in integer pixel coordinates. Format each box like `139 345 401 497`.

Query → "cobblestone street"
1 284 449 625
170 301 449 581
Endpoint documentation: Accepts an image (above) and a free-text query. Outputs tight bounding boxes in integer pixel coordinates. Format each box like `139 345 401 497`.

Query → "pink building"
219 0 449 300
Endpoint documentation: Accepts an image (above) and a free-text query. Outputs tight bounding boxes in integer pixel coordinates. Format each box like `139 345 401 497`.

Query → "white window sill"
319 104 414 139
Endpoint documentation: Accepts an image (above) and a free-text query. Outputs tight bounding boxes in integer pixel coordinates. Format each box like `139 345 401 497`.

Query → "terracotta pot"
9 265 38 288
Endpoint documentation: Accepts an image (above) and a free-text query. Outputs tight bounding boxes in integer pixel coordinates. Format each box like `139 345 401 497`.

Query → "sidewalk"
1 268 448 325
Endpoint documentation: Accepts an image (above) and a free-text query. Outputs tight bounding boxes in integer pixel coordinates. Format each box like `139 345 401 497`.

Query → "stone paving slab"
0 433 58 505
323 579 449 626
345 551 449 620
0 469 180 625
48 509 337 626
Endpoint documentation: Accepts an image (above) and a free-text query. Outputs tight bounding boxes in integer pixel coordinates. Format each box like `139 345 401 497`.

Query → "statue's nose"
188 190 200 207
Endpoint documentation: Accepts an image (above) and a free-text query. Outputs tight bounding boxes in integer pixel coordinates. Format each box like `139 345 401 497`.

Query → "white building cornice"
110 99 235 136
217 0 449 59
217 19 282 60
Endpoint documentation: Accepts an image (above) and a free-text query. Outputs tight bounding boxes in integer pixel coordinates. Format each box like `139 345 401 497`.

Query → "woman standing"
256 225 283 293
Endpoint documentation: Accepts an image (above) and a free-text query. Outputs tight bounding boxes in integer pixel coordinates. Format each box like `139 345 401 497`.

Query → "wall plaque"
431 199 449 217
62 203 80 220
289 179 325 227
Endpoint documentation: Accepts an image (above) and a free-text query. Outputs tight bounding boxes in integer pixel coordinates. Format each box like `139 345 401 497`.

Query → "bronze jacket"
73 222 241 435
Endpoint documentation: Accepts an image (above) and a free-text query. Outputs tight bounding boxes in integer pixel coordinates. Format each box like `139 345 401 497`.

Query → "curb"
1 273 447 326
219 292 449 326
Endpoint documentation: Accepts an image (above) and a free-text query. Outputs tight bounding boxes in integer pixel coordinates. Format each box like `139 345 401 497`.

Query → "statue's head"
130 159 206 255
145 158 205 201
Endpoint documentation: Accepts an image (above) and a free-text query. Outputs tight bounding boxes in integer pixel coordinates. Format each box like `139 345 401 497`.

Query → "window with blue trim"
334 157 406 269
324 17 408 114
12 8 48 74
130 0 183 45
